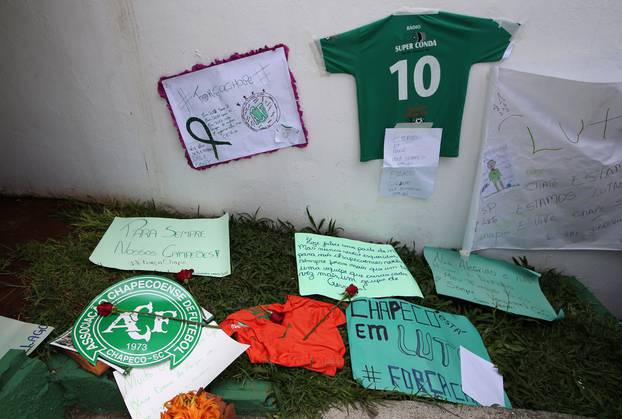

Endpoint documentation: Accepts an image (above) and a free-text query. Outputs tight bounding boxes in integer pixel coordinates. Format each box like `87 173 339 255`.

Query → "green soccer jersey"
320 11 518 160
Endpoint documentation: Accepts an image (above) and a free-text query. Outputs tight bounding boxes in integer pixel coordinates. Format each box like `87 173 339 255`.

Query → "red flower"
269 311 285 325
345 284 359 297
96 302 115 316
175 269 194 284
303 283 359 341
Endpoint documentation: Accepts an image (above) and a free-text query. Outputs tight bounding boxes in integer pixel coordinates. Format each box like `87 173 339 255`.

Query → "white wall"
1 0 620 316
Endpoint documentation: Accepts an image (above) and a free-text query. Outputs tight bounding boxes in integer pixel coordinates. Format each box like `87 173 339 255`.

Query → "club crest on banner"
72 275 203 368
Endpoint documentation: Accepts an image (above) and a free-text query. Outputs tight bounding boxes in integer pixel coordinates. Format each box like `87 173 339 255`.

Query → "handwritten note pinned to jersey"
380 128 442 198
423 247 563 321
295 233 422 300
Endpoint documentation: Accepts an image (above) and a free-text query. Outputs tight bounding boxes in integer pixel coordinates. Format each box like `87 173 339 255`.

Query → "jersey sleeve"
320 17 387 74
319 28 364 74
463 16 519 63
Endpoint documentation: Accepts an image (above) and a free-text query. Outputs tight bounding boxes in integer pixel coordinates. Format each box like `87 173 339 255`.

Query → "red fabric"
220 295 346 376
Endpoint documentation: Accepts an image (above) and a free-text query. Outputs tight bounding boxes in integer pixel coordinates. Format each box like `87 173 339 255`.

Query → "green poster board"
424 247 563 321
347 297 511 407
72 275 204 368
89 215 231 277
295 233 422 300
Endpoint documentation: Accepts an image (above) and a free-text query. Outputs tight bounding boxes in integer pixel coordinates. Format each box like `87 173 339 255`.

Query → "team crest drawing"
240 91 281 131
72 275 204 368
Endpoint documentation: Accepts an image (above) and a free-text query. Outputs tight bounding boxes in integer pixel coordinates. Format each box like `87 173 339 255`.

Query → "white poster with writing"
160 45 307 169
114 310 249 419
379 128 442 198
466 68 622 250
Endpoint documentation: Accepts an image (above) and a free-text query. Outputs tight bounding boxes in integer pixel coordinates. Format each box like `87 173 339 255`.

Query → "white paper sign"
460 346 506 407
380 128 442 198
468 68 622 250
0 316 54 358
114 311 248 419
161 46 306 169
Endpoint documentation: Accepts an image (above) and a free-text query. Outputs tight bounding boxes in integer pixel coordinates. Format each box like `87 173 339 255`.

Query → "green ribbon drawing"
186 117 232 160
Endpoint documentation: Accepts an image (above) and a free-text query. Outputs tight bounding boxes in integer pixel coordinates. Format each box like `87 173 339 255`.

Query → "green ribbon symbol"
186 117 232 160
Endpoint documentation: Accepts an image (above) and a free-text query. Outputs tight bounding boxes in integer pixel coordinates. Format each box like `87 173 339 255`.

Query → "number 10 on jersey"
389 55 441 100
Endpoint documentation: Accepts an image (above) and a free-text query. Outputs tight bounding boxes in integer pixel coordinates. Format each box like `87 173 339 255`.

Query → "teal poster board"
346 297 510 407
424 247 563 321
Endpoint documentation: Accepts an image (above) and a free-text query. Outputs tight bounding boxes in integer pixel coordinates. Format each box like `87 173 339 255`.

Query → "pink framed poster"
158 45 308 169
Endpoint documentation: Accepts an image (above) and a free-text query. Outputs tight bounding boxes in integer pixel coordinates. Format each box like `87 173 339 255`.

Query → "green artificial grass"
8 200 622 418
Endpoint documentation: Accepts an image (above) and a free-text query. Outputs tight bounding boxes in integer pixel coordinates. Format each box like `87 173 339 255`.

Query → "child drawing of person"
487 159 504 192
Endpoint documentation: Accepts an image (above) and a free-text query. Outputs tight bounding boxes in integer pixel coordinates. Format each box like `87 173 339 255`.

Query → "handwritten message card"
295 233 422 300
114 310 248 419
89 215 230 276
424 247 563 321
347 297 510 407
468 67 622 250
160 46 307 169
380 128 442 198
0 316 54 358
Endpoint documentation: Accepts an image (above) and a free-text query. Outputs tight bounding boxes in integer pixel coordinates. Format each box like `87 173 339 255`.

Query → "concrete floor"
323 400 590 419
72 400 590 419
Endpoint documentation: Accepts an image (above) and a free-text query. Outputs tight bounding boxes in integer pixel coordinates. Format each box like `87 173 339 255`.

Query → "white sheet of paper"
380 167 437 198
380 128 442 198
466 67 622 250
114 310 248 419
161 47 305 168
383 128 443 168
460 346 505 407
0 315 54 358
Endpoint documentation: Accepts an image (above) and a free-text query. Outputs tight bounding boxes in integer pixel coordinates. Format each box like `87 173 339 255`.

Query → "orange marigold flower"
161 389 230 419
